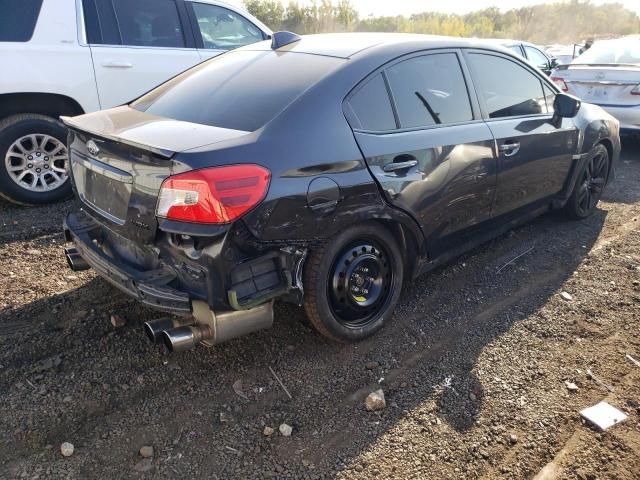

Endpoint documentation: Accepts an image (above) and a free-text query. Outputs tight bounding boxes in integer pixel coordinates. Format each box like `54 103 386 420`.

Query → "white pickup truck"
0 0 270 205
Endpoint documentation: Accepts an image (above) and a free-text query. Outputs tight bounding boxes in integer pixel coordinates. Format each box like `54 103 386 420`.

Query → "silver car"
551 36 640 135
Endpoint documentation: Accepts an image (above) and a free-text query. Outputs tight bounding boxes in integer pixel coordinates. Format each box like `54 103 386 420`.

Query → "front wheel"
0 114 72 205
564 143 610 220
303 223 404 343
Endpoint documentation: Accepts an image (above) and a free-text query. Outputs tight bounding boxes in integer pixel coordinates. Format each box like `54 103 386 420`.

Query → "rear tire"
303 223 404 343
0 114 72 205
564 144 610 220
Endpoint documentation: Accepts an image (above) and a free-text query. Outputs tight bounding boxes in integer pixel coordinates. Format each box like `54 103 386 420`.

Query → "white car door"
86 0 201 109
184 1 270 61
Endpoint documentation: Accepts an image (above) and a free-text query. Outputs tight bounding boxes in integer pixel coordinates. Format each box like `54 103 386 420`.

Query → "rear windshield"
132 50 344 132
575 39 640 65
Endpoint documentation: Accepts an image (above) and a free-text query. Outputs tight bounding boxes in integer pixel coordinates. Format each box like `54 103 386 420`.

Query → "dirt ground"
1 140 639 480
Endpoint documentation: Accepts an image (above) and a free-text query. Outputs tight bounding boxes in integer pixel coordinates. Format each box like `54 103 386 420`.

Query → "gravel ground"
1 140 639 479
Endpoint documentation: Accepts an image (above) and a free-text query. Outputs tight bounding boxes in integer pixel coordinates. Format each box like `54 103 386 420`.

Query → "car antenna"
271 31 301 50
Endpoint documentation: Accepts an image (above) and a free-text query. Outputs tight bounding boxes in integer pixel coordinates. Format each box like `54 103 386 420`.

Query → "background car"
483 39 559 75
551 36 640 136
62 33 620 350
0 0 271 206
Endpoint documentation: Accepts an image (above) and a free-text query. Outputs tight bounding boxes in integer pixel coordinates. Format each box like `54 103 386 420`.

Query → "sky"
228 0 640 16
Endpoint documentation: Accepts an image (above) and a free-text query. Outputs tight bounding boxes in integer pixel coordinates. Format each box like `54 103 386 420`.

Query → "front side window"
524 46 550 70
111 0 185 48
468 53 547 119
386 53 473 129
0 0 43 42
190 3 264 50
347 74 396 131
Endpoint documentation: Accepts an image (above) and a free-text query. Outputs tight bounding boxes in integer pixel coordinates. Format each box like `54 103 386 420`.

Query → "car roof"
245 32 518 59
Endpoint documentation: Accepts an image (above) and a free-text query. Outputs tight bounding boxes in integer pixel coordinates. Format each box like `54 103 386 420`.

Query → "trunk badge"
87 140 100 156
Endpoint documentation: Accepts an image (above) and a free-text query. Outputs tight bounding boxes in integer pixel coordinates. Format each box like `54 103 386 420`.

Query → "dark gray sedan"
62 33 620 350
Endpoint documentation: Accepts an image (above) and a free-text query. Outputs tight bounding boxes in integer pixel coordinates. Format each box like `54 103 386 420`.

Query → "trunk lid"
63 107 250 243
555 65 640 106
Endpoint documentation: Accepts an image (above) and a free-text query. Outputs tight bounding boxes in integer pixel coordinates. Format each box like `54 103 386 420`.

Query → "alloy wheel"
576 150 608 216
4 134 69 192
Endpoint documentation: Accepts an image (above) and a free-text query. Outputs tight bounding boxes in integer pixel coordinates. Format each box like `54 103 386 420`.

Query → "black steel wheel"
328 240 393 329
565 144 610 219
303 223 404 343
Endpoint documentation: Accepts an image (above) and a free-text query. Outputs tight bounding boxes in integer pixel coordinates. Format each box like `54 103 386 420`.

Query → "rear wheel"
0 114 71 205
303 223 404 343
564 143 610 219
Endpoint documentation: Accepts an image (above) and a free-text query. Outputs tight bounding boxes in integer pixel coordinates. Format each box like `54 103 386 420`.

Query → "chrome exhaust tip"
64 247 90 271
162 325 213 353
143 317 192 344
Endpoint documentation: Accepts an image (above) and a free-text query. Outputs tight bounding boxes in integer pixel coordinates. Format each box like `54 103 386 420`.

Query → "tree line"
244 0 640 44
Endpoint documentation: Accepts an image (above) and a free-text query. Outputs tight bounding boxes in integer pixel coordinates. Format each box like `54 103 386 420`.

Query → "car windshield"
574 39 640 65
131 49 344 132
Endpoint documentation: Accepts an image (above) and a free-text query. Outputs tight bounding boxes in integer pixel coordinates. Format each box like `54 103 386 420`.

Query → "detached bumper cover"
63 211 191 314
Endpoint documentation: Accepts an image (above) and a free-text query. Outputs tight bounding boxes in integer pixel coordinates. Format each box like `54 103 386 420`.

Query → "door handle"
383 156 418 173
101 61 133 69
499 141 521 157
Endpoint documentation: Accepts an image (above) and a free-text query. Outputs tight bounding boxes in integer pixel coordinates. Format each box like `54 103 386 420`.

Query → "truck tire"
0 114 72 205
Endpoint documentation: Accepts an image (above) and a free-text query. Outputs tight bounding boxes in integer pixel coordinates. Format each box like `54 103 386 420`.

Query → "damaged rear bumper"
64 211 192 314
63 210 306 329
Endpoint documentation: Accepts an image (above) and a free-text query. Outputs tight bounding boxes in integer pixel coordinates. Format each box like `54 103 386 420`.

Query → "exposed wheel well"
0 93 84 124
374 219 421 279
596 138 614 178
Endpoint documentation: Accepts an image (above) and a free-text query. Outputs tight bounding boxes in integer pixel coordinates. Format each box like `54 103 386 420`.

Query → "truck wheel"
0 114 72 205
564 143 610 220
303 223 404 343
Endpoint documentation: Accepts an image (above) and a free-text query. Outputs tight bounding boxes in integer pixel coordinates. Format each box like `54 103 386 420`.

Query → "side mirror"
554 92 581 118
549 58 559 69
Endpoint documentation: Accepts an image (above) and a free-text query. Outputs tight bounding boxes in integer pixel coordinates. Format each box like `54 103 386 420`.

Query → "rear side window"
468 53 547 119
132 50 344 132
0 0 43 42
347 74 396 131
112 0 185 47
84 0 186 47
386 53 473 129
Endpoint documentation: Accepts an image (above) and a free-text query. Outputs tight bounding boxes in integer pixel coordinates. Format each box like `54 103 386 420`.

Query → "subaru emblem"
87 140 100 156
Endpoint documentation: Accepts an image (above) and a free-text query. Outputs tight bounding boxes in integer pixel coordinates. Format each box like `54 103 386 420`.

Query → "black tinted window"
132 50 344 132
0 0 42 42
386 53 472 128
112 0 185 47
468 54 547 119
348 74 396 131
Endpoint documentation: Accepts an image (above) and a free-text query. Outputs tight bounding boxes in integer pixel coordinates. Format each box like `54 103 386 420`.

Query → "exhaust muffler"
64 247 90 271
162 301 274 353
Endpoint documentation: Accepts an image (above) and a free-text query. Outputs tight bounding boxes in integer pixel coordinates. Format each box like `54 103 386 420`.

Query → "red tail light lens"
157 164 271 224
551 76 568 92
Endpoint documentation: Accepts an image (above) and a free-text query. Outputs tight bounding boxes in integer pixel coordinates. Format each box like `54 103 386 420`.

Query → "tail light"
156 164 271 224
631 84 640 96
551 76 568 92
